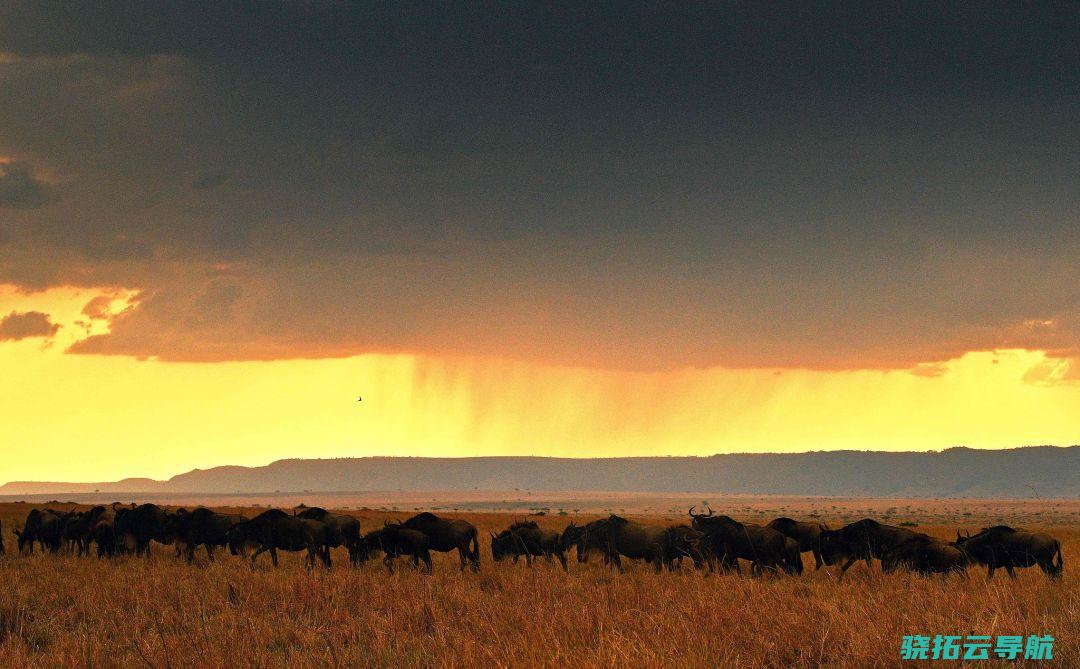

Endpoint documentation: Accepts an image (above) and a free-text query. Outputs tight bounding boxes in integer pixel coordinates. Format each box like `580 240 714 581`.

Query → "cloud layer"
1 4 1078 370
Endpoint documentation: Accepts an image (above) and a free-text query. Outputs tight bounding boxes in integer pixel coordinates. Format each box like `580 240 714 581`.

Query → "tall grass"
0 504 1075 668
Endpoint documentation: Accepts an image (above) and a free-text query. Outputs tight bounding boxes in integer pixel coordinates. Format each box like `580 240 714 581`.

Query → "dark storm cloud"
0 310 60 340
192 169 229 191
2 2 1079 369
0 161 55 208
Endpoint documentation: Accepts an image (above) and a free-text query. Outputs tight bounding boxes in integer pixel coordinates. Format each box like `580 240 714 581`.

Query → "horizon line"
3 443 1076 488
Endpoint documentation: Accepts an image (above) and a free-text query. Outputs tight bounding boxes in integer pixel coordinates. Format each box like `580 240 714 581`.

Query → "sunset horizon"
2 276 1078 483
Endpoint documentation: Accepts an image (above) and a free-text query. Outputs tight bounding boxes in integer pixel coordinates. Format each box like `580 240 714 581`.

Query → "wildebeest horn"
704 505 714 516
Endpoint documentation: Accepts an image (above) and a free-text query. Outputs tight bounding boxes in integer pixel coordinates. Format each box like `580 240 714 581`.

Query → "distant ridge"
2 446 1077 498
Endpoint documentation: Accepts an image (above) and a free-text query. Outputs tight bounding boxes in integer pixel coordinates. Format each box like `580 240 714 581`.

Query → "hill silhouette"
1 446 1076 498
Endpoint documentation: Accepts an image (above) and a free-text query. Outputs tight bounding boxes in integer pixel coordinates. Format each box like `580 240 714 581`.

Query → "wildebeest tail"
1053 541 1063 577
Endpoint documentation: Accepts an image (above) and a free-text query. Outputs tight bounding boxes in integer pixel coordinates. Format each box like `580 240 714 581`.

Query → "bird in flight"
357 396 362 402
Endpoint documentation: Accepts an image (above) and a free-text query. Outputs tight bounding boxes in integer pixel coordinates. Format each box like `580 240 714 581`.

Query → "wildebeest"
768 517 828 570
364 522 433 573
169 507 247 563
402 512 480 572
227 509 331 568
490 520 568 571
90 510 120 558
113 503 174 557
560 520 610 564
689 507 798 575
60 506 111 556
880 533 968 576
14 508 70 554
818 518 922 578
591 515 667 573
295 507 365 565
954 526 1063 579
661 524 708 572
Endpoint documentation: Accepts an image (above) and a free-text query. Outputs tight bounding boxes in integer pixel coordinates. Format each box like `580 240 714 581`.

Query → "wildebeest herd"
4 503 1065 580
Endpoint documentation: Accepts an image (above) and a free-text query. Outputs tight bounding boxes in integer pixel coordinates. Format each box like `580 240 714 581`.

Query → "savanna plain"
0 496 1076 668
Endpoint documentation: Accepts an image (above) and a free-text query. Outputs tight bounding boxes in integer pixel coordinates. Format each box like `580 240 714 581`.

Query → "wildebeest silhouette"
560 519 611 564
364 522 433 573
14 508 70 554
591 515 667 573
818 518 922 578
490 520 568 571
954 526 1062 579
402 512 480 572
661 524 708 572
689 507 795 575
114 503 174 557
169 507 247 563
881 533 969 576
295 507 365 565
227 509 331 568
768 517 828 570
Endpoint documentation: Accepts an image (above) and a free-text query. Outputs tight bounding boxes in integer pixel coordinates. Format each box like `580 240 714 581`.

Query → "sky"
1 3 1078 482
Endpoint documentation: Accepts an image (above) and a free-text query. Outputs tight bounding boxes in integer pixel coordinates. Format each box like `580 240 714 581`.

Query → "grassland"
0 498 1076 668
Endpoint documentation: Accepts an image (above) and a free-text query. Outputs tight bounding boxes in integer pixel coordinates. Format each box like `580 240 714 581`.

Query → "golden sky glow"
1 284 1078 484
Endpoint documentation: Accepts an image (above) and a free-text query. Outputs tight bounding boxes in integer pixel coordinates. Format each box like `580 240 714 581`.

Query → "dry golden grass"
0 500 1076 668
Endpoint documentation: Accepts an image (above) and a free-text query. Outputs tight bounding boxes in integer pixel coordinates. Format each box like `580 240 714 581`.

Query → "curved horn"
688 506 696 518
705 505 714 516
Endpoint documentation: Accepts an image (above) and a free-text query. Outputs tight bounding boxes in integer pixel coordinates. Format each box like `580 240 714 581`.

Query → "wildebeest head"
818 528 852 566
227 522 251 556
559 523 580 551
490 531 510 562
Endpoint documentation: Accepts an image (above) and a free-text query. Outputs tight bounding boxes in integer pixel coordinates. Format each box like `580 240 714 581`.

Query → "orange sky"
1 284 1077 484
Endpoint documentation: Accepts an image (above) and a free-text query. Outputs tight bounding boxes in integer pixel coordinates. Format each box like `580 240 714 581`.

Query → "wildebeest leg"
812 549 823 570
383 554 395 573
206 545 215 562
837 556 857 580
270 547 279 567
556 551 568 572
611 553 624 574
185 543 196 564
250 546 268 566
457 546 468 571
987 564 995 578
421 550 433 574
1006 565 1016 579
